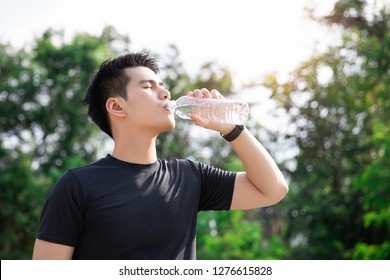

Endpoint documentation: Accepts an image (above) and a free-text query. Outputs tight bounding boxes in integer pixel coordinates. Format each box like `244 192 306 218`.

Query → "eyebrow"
139 79 165 87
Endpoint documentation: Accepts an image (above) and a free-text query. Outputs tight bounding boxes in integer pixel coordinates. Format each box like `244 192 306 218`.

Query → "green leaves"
264 0 390 260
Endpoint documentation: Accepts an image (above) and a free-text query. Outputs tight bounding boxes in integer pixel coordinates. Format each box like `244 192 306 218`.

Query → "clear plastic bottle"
168 96 249 125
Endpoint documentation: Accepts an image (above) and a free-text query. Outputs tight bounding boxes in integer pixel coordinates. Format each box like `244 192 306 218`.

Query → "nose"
159 88 171 101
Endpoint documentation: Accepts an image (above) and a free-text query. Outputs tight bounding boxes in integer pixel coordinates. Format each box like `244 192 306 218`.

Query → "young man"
32 51 288 260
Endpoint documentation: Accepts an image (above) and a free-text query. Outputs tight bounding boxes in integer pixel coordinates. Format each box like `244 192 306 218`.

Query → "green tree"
263 0 390 259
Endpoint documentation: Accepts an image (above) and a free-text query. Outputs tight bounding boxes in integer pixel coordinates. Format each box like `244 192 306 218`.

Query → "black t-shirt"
36 154 235 259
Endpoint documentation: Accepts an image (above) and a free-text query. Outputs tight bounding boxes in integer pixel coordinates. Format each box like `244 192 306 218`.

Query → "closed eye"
139 79 165 90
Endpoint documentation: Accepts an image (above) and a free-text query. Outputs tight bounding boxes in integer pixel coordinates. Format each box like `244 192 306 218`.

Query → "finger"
210 89 224 99
200 88 212 99
186 91 195 97
192 89 203 98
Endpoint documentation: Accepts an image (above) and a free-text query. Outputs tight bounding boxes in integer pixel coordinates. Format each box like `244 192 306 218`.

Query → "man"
32 51 288 259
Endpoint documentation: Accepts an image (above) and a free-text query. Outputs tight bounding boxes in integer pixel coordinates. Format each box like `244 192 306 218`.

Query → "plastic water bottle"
168 96 249 125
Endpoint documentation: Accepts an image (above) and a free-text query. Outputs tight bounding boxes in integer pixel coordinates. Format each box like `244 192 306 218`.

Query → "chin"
167 116 176 129
159 119 176 133
166 121 176 131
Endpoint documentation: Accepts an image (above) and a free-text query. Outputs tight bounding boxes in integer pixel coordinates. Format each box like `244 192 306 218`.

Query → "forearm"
229 127 288 198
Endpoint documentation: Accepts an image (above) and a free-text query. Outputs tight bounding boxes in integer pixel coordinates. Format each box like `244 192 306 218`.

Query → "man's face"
119 66 175 134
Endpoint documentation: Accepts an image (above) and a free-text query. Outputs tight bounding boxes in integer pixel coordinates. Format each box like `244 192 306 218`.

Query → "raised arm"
227 127 288 209
188 88 289 210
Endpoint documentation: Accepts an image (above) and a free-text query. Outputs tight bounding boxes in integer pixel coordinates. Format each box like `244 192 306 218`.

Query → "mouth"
163 101 174 112
163 103 172 112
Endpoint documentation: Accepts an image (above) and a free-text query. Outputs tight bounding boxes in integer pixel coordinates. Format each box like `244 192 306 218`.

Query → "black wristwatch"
220 125 244 142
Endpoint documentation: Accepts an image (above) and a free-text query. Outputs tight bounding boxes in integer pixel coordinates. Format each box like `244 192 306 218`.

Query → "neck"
112 133 158 164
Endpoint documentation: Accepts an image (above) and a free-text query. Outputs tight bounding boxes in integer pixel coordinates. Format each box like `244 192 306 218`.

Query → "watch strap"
220 125 244 142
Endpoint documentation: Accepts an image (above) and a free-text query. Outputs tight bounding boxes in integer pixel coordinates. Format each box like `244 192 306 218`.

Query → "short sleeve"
194 161 236 211
36 170 84 246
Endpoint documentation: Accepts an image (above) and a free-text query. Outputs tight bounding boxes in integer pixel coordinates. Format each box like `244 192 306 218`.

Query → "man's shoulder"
160 157 202 170
64 155 114 181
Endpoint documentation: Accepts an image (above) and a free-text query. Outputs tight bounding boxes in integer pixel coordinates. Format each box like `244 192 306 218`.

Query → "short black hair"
82 51 159 138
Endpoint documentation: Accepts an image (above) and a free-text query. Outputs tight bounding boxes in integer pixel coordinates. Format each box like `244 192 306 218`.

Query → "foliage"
0 144 50 259
263 0 390 259
197 209 287 260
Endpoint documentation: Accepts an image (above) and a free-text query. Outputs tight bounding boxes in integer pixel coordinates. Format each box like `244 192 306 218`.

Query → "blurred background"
0 0 389 259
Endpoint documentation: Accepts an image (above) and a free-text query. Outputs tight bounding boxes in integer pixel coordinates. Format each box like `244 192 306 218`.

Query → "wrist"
218 124 236 136
220 125 244 142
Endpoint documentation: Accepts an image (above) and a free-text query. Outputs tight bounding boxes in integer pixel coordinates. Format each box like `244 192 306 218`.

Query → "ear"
106 97 125 118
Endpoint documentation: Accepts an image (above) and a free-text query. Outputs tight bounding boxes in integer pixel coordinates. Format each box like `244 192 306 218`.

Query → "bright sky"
0 0 337 158
0 0 336 86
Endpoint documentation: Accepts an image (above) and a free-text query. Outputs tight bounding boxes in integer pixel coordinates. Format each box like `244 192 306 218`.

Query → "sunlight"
0 0 336 85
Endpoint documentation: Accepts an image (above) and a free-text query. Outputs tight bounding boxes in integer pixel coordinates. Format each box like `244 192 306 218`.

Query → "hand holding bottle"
168 88 249 134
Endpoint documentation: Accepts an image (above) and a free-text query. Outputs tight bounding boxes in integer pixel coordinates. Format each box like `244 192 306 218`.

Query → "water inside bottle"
169 97 249 125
